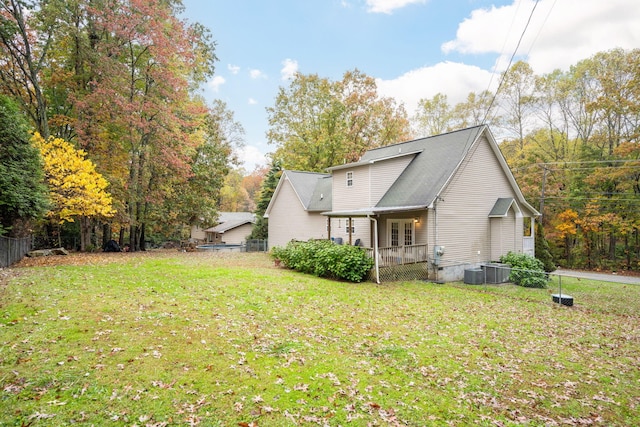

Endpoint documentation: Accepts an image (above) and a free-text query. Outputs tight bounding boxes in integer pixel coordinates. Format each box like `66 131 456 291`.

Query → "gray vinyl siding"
490 211 517 260
332 166 370 211
328 217 371 247
435 134 521 265
268 178 328 248
332 155 415 211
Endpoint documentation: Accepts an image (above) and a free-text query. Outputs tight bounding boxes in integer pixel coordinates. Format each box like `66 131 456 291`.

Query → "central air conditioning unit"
482 263 510 284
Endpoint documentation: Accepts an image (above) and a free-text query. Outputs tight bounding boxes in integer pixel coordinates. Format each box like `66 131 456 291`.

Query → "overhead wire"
481 0 541 126
524 0 558 58
459 1 541 157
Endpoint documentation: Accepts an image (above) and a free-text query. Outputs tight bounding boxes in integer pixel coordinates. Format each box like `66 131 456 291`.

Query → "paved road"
555 269 640 285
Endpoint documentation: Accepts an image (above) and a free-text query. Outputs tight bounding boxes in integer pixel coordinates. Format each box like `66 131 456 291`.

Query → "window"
345 218 355 233
346 171 353 187
523 217 532 237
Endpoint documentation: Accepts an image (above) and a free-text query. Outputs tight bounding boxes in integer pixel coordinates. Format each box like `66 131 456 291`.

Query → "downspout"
369 215 380 284
434 196 440 283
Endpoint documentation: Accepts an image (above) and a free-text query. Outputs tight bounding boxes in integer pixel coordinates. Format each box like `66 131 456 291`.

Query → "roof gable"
204 212 255 233
265 170 332 217
375 126 483 209
488 198 520 217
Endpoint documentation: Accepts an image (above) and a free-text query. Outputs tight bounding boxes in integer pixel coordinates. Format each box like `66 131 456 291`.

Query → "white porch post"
370 216 379 284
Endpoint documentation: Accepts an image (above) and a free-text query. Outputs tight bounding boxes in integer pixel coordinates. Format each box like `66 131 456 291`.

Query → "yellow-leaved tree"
32 133 115 251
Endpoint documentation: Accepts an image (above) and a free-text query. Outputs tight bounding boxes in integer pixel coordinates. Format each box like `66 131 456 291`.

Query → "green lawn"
1 251 638 426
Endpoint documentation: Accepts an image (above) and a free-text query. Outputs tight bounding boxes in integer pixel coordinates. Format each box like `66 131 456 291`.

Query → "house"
265 125 539 282
190 212 256 245
264 170 332 248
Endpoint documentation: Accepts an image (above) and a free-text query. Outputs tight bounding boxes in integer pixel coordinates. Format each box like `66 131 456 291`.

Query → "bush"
499 251 547 288
271 239 374 283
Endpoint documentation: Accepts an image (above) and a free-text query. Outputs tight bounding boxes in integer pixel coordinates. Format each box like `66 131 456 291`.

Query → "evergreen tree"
0 96 48 236
535 222 556 272
248 161 282 241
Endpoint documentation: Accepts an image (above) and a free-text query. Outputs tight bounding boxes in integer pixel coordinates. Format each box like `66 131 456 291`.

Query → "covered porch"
323 207 432 283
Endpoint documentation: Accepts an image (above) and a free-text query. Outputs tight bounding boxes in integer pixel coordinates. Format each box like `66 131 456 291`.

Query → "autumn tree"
413 93 454 137
0 0 55 137
498 61 537 150
217 169 251 212
243 166 269 208
154 100 241 239
70 0 217 251
267 69 410 171
0 95 48 236
451 90 497 130
32 133 114 250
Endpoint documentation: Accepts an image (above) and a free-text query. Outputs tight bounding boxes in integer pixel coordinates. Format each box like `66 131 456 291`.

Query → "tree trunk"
625 233 630 270
609 230 616 263
79 216 92 251
102 223 112 248
118 227 125 248
130 224 139 252
140 223 146 251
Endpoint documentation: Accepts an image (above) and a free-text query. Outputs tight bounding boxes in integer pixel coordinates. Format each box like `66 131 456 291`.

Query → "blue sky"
181 0 639 170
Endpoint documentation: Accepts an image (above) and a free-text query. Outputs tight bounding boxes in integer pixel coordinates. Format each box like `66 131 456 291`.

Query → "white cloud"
248 98 258 105
366 0 427 14
249 69 266 79
442 0 640 74
228 64 240 74
238 145 267 170
375 62 494 117
280 58 299 81
207 76 226 92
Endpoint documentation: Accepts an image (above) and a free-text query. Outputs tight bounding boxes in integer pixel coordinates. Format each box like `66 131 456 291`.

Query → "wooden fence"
0 236 32 268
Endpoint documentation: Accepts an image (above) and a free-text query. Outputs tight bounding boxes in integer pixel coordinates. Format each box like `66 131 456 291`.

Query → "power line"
481 0 541 126
525 0 558 57
544 197 640 202
538 159 640 166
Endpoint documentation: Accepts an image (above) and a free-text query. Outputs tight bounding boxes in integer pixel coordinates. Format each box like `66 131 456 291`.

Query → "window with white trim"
345 218 355 233
346 171 353 187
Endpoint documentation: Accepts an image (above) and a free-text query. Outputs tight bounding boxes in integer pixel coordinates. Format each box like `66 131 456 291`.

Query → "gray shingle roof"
284 170 332 210
204 212 255 233
374 126 483 208
488 198 517 217
307 176 332 211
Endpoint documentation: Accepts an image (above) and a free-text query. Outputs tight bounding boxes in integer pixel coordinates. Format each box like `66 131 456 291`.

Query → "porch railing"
365 244 429 267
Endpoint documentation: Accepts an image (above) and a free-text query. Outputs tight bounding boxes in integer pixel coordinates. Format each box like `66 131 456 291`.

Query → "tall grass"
1 252 638 426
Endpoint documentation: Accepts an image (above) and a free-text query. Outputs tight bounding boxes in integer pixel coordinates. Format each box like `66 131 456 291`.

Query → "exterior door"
389 220 414 247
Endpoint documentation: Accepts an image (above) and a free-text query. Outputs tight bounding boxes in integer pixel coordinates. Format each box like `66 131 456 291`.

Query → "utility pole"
539 165 547 224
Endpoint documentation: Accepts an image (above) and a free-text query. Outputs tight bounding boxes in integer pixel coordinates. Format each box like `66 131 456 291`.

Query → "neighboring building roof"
204 212 255 233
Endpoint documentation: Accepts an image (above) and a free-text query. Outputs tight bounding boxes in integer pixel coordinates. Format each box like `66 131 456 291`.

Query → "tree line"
1 0 240 250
